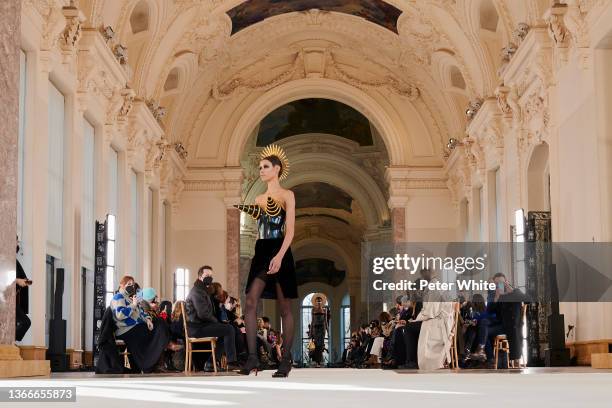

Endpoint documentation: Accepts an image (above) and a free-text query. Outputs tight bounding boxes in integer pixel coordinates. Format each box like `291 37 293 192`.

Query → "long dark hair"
471 293 486 313
262 155 283 178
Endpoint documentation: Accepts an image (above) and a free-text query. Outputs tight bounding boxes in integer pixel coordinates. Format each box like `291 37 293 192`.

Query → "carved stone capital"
146 99 167 124
547 2 570 47
465 99 483 121
117 87 135 120
60 5 84 52
495 84 513 117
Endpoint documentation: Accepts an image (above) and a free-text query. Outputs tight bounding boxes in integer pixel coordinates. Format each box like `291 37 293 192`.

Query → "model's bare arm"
268 190 295 274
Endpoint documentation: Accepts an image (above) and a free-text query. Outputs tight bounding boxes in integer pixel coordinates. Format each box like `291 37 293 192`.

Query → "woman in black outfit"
15 239 31 341
310 294 328 367
235 144 297 377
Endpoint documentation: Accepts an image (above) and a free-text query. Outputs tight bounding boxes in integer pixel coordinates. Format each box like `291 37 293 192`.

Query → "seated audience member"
484 273 528 367
158 300 173 326
404 268 455 370
364 327 384 367
345 338 364 368
461 293 495 363
111 275 170 373
166 300 186 370
273 333 283 364
185 265 239 370
170 300 185 340
385 296 413 368
256 317 272 356
216 290 231 323
139 287 159 316
399 269 434 369
262 316 272 332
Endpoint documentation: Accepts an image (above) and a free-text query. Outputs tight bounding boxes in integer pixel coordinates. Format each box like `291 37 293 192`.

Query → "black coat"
16 259 28 314
486 290 529 360
185 279 218 326
95 307 124 374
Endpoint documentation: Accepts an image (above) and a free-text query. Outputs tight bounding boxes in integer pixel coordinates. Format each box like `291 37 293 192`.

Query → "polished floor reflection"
1 367 611 407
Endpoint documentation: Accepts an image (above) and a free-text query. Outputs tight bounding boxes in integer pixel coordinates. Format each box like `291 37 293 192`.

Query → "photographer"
15 238 31 341
484 273 528 367
111 275 169 373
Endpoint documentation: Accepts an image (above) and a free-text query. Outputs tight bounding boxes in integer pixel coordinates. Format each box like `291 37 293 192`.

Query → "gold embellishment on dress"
233 204 262 220
265 196 283 217
260 144 290 180
234 197 284 219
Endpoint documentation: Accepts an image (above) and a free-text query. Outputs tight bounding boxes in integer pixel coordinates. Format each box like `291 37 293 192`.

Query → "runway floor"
1 367 611 407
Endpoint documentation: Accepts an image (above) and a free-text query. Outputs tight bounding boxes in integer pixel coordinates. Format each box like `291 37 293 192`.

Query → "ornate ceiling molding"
210 47 420 102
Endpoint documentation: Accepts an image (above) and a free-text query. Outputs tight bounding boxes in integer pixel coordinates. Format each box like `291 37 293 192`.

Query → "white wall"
404 191 459 242
170 193 228 294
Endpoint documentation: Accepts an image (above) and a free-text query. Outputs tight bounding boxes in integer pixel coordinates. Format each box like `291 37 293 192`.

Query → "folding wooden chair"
180 302 218 373
114 339 131 369
448 303 460 369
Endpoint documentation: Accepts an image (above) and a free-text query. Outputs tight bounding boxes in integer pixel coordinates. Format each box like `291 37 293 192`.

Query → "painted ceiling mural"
227 0 402 35
293 182 353 212
256 98 374 146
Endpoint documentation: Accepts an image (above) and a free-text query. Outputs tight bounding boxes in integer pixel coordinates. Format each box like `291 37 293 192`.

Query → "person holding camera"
483 273 528 368
15 238 31 341
111 275 169 373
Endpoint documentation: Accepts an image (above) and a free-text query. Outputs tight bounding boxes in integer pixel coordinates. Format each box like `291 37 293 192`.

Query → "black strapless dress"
235 197 298 299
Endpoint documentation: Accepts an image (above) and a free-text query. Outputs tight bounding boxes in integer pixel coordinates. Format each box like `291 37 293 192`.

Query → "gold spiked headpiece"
260 144 290 180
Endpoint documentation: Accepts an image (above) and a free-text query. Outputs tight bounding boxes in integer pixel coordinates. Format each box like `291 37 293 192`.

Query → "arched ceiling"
293 182 354 212
85 0 535 166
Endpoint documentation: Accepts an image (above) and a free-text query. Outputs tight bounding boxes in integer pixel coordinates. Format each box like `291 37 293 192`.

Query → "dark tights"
245 278 294 357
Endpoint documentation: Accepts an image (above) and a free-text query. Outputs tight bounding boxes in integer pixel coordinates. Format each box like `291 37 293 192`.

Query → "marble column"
226 208 240 297
0 0 48 377
391 207 406 243
0 0 19 347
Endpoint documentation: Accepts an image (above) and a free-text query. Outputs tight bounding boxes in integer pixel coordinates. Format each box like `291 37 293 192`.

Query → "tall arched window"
301 292 329 366
340 293 350 354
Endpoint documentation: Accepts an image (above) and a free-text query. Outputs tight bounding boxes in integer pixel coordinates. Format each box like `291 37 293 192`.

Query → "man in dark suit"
185 265 238 369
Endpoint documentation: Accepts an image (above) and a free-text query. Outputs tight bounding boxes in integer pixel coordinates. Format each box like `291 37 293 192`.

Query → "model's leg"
244 278 266 355
239 278 266 375
273 283 294 377
275 282 294 352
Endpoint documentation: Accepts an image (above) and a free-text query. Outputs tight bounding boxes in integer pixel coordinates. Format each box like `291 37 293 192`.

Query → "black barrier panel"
92 221 106 366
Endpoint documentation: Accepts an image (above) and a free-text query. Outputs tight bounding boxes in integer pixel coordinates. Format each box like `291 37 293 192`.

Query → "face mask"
202 276 213 286
124 284 136 297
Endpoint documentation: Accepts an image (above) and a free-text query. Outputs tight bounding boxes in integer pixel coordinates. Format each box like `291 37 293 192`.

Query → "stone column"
225 206 240 298
0 0 48 377
387 196 409 243
391 207 406 243
239 222 257 303
0 0 19 350
221 168 243 298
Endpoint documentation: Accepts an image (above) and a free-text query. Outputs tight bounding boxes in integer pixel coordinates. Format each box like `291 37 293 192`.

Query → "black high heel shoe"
272 350 292 378
238 354 260 376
